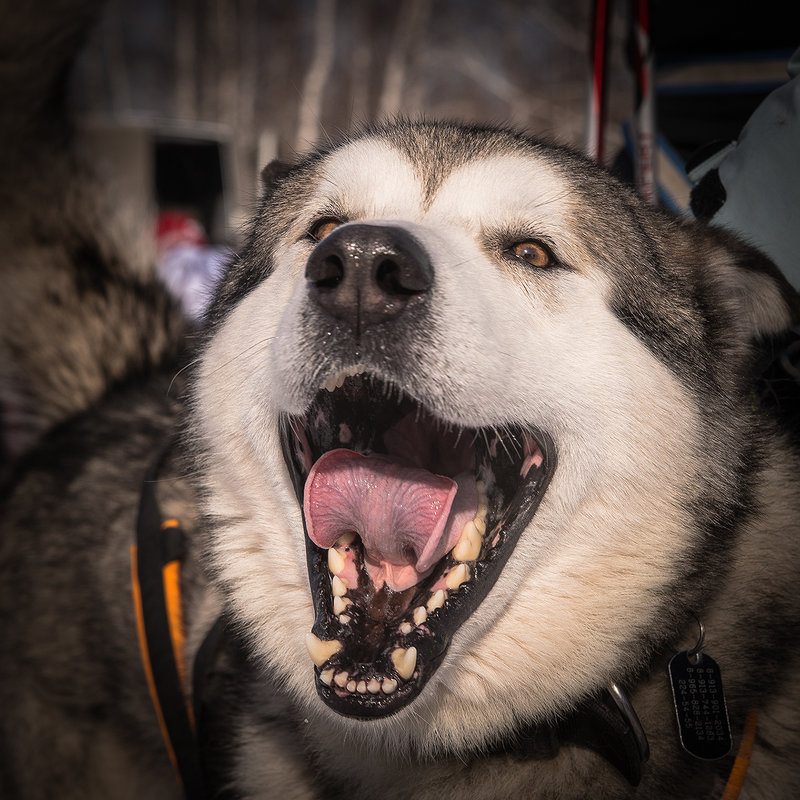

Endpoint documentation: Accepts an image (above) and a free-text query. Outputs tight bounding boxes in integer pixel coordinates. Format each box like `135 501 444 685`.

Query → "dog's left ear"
700 227 800 343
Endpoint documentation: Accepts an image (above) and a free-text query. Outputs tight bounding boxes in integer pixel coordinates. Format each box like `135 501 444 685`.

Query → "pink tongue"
304 449 477 591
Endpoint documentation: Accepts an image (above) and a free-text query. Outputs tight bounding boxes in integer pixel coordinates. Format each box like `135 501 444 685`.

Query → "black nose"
305 224 433 334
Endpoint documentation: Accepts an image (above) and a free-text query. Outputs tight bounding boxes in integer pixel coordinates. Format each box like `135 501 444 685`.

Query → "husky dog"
2 96 800 800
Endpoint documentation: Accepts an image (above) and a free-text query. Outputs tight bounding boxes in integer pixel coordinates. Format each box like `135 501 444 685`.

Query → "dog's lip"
279 375 556 719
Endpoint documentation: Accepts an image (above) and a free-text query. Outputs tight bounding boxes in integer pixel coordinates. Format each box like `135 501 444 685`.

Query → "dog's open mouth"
281 370 554 718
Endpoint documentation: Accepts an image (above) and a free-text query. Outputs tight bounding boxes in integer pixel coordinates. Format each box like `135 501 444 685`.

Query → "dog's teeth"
391 647 417 680
446 563 470 590
331 575 348 596
476 481 489 518
338 614 352 625
328 547 346 575
382 678 398 695
305 633 342 667
367 678 381 694
320 668 334 686
413 606 428 625
427 589 446 612
333 596 350 614
323 365 366 392
399 622 413 635
334 671 349 688
356 680 368 694
473 515 487 536
453 520 482 561
346 680 357 693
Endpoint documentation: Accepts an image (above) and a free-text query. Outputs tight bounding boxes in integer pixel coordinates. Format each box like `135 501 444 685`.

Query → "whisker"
202 335 275 378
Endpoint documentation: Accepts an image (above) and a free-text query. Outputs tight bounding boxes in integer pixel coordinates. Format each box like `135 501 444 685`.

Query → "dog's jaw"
279 371 556 717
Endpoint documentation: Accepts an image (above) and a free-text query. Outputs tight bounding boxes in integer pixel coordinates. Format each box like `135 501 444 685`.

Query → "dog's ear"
260 159 294 193
698 227 800 343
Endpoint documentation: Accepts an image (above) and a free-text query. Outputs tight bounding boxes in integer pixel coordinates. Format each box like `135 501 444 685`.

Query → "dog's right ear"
260 159 294 193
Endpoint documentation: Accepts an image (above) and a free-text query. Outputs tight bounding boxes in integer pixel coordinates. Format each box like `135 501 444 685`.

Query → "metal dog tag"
668 650 732 760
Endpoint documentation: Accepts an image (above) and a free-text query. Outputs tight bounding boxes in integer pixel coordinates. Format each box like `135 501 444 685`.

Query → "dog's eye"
509 240 552 268
309 218 343 241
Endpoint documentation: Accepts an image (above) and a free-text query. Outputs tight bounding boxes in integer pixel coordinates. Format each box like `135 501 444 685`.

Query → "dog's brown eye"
309 218 342 241
510 240 551 268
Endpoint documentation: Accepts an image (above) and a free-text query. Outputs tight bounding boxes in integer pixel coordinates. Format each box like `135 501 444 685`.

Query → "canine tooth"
323 375 339 392
446 563 470 590
427 589 446 612
338 614 352 625
382 678 398 695
391 647 417 680
331 575 348 596
357 680 368 694
413 606 428 625
328 547 346 575
399 622 413 635
367 678 381 694
320 668 335 686
346 680 357 693
453 520 482 561
334 671 349 688
473 515 487 535
305 633 342 667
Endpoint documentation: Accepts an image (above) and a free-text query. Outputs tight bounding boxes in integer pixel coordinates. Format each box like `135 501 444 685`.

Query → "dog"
3 108 800 798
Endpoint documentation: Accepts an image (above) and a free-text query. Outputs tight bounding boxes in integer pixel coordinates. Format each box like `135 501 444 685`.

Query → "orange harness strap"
720 707 758 800
131 519 195 773
133 461 206 799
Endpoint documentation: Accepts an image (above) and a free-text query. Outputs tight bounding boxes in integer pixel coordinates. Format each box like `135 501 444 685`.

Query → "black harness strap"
135 462 207 799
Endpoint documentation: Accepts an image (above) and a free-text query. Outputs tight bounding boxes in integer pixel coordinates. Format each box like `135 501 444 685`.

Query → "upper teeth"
323 364 366 392
328 547 346 575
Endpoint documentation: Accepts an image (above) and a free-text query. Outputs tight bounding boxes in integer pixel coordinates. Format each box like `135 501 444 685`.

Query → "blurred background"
64 0 798 305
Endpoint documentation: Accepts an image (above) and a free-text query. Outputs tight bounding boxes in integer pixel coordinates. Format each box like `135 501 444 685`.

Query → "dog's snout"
305 224 432 333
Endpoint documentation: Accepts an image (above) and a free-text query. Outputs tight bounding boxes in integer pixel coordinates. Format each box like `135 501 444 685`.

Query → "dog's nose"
305 224 432 334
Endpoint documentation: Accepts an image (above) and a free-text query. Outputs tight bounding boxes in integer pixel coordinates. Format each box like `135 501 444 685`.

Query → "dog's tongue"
304 449 477 591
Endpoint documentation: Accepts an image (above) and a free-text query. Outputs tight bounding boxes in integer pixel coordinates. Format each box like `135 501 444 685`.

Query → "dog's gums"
281 371 554 718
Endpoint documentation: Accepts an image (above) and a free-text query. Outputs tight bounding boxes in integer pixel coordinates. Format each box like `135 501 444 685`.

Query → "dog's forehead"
315 135 569 225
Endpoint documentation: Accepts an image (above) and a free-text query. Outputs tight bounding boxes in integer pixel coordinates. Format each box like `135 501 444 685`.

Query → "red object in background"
586 0 611 162
156 210 208 254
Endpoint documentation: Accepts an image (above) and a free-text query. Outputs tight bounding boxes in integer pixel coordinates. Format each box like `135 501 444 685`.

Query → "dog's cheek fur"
193 273 323 706
398 290 708 749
